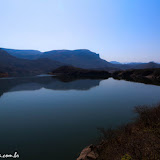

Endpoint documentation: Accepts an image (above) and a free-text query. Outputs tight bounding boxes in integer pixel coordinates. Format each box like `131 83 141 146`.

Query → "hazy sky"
0 0 160 62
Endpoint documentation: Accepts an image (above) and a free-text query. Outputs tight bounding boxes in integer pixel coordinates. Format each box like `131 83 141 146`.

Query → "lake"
0 76 160 160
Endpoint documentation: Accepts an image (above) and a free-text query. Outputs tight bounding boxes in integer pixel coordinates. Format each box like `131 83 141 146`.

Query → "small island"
50 66 111 79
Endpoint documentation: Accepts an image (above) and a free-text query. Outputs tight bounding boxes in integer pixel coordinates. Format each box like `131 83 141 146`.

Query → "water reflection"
113 77 160 86
0 76 103 97
0 77 160 160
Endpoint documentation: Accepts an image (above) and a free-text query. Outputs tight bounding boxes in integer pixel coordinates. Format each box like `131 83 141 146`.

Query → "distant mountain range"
0 49 63 76
0 48 160 77
3 48 42 60
2 48 114 69
110 61 122 65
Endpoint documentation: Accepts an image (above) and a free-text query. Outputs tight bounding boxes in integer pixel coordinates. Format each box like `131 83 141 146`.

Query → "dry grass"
97 104 160 160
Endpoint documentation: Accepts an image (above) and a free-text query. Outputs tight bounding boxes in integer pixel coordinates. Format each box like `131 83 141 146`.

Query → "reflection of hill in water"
0 76 103 97
113 77 160 86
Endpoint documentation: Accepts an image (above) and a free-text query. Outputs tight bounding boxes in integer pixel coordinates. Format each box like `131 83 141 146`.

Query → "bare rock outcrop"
77 145 99 160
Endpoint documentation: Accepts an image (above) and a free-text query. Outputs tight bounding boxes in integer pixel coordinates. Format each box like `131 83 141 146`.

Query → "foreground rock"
77 145 99 160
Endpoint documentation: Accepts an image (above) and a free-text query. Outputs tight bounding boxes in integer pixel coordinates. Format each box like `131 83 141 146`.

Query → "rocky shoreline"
77 103 160 160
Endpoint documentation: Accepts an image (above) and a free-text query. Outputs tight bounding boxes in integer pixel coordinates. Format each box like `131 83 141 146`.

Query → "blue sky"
0 0 160 62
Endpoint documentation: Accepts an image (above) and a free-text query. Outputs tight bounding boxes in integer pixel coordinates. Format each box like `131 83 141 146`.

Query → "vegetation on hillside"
112 68 160 80
112 68 160 86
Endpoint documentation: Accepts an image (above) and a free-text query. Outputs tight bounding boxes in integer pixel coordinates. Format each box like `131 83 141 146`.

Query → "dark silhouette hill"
0 49 64 76
2 48 117 70
2 48 113 69
112 68 160 85
2 48 42 60
51 66 111 79
113 68 160 80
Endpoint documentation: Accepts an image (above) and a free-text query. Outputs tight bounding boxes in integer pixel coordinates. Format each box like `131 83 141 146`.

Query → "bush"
97 104 160 160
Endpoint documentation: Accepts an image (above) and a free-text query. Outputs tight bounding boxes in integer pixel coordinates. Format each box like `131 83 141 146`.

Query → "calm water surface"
0 76 160 160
